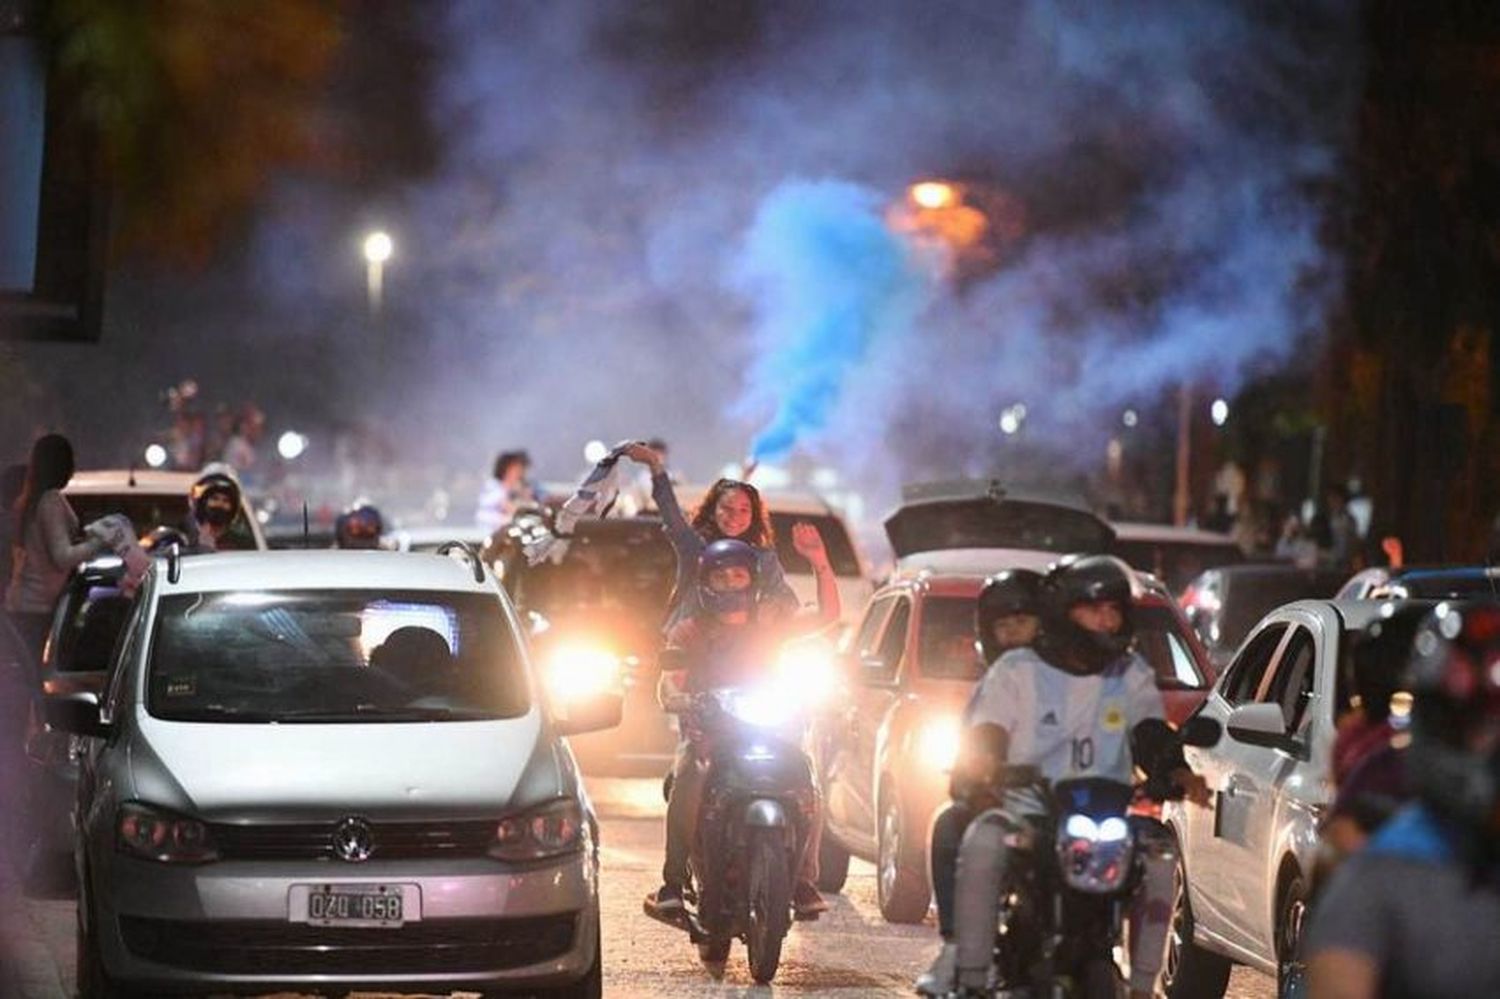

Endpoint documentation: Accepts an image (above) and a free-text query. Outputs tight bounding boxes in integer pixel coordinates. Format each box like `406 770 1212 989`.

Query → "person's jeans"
663 738 823 891
929 800 976 939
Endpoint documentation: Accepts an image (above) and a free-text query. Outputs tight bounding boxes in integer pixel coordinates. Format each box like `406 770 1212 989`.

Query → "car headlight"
489 798 584 861
1056 812 1134 893
776 637 838 706
916 716 962 772
116 803 218 864
544 644 620 702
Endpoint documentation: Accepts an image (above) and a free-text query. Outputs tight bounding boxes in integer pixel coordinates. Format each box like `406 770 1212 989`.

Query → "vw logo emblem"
332 817 374 863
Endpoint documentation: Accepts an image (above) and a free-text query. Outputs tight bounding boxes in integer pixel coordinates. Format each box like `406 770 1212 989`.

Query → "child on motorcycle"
649 529 840 921
928 555 1209 999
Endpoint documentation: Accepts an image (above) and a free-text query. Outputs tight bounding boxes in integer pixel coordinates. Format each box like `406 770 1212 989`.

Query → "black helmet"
1405 601 1500 835
1342 602 1427 724
1037 554 1136 676
141 526 190 554
335 504 384 549
697 538 760 618
976 569 1043 663
189 472 241 529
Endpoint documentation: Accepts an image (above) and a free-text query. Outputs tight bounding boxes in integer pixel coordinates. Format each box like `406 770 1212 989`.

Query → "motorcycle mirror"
1180 715 1222 748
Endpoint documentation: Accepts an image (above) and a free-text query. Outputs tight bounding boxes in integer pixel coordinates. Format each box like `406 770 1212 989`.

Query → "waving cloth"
524 442 632 566
85 514 152 593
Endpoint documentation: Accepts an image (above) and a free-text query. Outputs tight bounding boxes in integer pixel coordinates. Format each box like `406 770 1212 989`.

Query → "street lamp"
1211 398 1230 427
909 180 958 210
362 230 394 317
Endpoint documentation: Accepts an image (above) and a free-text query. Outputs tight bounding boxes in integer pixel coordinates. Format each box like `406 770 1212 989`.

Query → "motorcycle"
972 716 1220 999
644 679 819 985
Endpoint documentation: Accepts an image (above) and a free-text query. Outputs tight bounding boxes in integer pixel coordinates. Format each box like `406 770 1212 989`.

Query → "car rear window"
146 590 528 723
69 493 259 551
1379 573 1500 600
510 523 677 620
769 513 862 578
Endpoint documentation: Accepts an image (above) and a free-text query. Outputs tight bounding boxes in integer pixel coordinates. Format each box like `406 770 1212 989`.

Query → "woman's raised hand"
621 442 664 472
791 521 831 570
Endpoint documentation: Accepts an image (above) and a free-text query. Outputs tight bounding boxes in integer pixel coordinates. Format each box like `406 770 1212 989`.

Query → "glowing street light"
583 440 609 464
1122 409 1139 429
362 230 394 317
277 431 309 461
143 444 167 468
999 404 1025 436
910 180 958 210
1211 398 1230 427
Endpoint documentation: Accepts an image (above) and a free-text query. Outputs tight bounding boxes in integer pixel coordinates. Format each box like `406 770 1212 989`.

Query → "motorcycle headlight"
722 687 786 729
1056 812 1134 893
117 803 218 864
544 644 620 703
776 637 838 706
916 716 962 772
489 798 584 861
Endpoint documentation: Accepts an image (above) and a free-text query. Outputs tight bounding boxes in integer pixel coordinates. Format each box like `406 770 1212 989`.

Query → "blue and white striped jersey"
965 646 1164 785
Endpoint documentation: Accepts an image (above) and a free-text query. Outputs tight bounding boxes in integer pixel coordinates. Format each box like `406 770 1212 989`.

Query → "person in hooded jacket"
1306 601 1500 999
185 472 243 553
939 555 1209 999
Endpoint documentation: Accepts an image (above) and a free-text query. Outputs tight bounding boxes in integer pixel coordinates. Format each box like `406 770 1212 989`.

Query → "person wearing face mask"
1306 601 1500 999
186 472 243 553
621 443 799 630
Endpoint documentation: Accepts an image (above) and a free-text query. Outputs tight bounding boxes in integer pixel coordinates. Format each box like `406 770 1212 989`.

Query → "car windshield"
511 523 676 621
769 513 862 577
68 493 259 551
146 589 529 722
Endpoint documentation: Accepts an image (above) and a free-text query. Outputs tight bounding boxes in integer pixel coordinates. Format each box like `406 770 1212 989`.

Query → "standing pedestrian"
0 463 28 607
475 450 535 532
4 435 107 657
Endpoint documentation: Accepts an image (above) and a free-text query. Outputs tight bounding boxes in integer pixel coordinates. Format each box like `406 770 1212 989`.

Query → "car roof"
1272 598 1422 633
1110 522 1240 546
65 470 200 494
155 550 499 594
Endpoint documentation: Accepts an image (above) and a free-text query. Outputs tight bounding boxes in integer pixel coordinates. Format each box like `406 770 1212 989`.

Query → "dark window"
54 587 133 673
1133 605 1208 689
511 524 675 622
852 597 893 658
1216 570 1344 650
869 600 911 684
146 590 528 723
1262 627 1317 733
1220 623 1289 706
918 597 984 681
1112 540 1244 595
68 493 259 551
886 499 1111 559
768 513 861 577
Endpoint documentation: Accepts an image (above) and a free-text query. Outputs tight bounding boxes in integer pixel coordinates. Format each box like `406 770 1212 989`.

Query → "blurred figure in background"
186 472 243 553
220 403 266 484
4 435 107 657
0 463 28 606
475 450 535 532
335 503 384 550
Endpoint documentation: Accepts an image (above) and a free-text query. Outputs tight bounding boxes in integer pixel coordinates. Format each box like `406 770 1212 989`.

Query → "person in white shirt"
475 450 534 532
934 555 1208 999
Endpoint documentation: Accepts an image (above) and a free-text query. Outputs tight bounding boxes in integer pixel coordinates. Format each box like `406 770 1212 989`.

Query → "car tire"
1276 874 1308 999
1164 854 1231 999
876 784 930 925
815 825 851 894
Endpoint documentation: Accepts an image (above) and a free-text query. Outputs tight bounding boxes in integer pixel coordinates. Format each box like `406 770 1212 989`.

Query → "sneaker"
793 881 829 917
650 883 684 912
915 942 957 996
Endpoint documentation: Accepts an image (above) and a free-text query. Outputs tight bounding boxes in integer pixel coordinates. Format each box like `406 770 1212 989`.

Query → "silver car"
48 547 619 998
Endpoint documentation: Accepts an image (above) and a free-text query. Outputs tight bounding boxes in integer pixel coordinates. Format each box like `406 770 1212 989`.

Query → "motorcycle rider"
944 555 1209 999
1306 601 1500 998
335 503 384 549
187 471 243 552
917 569 1043 996
649 528 839 921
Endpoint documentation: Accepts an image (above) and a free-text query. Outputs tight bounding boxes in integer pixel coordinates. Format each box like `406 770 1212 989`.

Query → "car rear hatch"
884 480 1114 560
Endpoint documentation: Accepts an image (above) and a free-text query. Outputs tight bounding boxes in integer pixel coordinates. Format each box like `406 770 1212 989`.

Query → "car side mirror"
554 691 624 737
1180 715 1222 748
43 691 108 738
1225 702 1288 746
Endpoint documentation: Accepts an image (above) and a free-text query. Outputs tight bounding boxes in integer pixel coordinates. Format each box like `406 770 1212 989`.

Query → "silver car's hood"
130 710 566 822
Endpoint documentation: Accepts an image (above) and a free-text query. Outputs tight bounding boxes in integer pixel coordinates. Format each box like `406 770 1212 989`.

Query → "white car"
49 547 616 997
65 469 267 550
1163 599 1411 998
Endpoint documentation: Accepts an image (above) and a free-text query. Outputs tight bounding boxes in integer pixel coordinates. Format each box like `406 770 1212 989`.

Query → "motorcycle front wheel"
745 827 792 985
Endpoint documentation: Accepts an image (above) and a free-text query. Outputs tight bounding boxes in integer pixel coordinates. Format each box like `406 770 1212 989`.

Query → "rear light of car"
116 803 219 864
489 798 584 861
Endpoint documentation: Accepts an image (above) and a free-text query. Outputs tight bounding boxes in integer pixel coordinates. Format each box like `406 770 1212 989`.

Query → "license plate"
290 883 418 928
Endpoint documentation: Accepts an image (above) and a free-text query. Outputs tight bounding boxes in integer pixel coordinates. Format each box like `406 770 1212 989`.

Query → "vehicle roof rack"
436 541 486 584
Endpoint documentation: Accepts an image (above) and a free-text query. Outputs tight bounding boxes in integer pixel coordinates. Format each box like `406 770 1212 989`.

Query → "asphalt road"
0 777 1274 998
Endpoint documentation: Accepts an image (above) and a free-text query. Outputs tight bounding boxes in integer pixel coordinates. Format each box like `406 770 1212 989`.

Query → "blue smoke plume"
731 181 931 463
